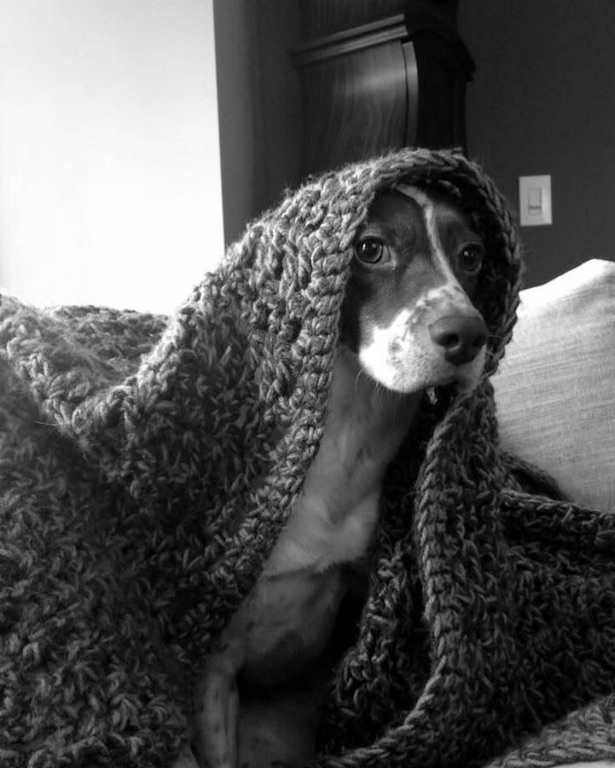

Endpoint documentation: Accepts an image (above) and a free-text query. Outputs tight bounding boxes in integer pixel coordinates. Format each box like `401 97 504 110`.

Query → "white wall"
0 0 224 314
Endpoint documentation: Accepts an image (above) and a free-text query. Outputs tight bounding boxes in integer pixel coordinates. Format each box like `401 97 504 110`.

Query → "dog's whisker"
353 365 366 393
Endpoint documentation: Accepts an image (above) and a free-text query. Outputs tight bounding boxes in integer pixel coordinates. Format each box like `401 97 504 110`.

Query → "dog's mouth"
355 316 487 397
452 363 485 394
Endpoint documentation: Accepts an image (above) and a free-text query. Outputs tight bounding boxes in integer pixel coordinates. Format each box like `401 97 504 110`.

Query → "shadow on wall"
213 0 303 247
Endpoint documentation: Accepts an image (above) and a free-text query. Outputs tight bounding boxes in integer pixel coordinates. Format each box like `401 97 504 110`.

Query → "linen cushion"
493 259 615 512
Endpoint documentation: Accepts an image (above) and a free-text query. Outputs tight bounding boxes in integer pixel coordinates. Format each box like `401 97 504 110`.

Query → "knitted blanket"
2 148 615 768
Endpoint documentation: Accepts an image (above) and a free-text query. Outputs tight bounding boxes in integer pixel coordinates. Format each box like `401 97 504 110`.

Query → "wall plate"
519 175 552 226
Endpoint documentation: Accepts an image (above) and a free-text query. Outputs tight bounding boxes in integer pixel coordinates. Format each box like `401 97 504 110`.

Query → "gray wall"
214 1 615 288
459 0 615 286
213 0 303 246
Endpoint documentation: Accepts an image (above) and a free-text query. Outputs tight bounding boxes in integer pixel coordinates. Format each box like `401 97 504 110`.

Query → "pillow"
493 259 615 512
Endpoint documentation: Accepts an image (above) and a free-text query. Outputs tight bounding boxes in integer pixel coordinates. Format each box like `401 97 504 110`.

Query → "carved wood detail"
292 1 474 176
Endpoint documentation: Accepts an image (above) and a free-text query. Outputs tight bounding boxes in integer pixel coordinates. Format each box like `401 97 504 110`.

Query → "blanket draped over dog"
2 148 615 768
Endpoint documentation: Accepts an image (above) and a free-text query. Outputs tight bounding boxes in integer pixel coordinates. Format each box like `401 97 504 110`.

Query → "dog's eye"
458 244 483 275
355 237 386 265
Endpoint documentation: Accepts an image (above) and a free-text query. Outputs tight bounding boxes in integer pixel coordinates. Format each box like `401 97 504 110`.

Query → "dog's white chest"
264 449 382 575
238 398 390 684
265 350 418 576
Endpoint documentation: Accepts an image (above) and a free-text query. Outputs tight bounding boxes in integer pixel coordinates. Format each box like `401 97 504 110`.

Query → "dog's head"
341 186 488 395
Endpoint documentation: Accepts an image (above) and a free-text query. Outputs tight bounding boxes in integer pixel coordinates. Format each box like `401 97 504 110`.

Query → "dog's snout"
429 315 488 366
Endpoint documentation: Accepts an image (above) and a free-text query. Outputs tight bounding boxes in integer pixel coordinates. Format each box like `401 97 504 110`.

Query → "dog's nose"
429 315 488 366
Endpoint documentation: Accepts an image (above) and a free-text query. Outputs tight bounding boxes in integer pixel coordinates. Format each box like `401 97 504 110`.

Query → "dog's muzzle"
428 315 488 366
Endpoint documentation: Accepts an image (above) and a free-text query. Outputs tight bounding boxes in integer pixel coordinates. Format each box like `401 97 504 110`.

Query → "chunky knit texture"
2 148 615 768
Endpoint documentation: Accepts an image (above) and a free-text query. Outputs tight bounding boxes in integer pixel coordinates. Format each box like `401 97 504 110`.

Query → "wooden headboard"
292 0 474 175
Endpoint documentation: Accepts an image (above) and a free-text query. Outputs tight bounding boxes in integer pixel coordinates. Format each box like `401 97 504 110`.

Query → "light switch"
519 175 552 226
527 187 542 212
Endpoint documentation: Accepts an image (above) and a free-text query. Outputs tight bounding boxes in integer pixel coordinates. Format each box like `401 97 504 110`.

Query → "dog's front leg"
195 642 243 768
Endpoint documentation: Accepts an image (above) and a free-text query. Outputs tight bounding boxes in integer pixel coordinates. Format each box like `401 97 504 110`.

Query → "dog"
187 186 488 768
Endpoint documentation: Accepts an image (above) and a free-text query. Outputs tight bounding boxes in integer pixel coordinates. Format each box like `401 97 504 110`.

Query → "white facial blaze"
397 185 462 291
358 185 486 395
359 311 436 393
